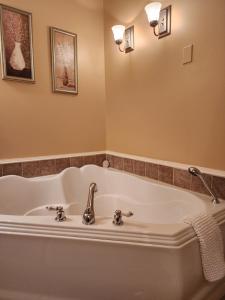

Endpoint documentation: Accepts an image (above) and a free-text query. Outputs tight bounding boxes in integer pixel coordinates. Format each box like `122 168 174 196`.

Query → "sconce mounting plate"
124 26 134 53
158 5 171 39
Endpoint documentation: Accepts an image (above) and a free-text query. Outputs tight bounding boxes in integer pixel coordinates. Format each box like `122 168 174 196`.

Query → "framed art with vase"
50 27 78 94
0 4 35 82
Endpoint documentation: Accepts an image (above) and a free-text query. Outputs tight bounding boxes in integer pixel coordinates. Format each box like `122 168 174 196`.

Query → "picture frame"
0 4 35 82
50 27 78 95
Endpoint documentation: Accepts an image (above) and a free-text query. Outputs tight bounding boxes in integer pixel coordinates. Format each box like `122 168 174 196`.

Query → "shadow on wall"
104 0 147 24
75 0 103 11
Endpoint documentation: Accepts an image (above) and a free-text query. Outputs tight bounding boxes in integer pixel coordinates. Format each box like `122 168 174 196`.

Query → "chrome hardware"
102 160 110 168
188 167 202 177
46 206 60 211
113 210 133 226
188 167 219 205
82 183 97 225
46 206 67 222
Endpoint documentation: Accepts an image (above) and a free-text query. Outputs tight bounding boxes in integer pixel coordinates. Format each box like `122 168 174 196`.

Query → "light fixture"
112 25 125 46
112 25 134 53
145 2 171 39
145 2 161 28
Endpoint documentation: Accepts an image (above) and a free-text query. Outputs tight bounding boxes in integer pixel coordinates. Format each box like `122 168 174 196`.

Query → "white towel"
184 212 225 282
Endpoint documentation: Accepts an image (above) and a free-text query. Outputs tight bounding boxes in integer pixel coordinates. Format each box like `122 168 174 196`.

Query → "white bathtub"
0 165 225 300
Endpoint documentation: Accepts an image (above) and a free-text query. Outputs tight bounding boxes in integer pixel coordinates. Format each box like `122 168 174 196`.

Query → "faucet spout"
188 167 219 205
82 183 97 225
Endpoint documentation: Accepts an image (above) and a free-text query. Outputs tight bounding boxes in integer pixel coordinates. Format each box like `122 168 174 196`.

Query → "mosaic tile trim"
0 152 224 200
0 154 106 178
106 154 225 200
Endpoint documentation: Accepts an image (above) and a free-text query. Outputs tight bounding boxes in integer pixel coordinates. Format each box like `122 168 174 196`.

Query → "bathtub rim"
0 209 225 249
0 165 224 249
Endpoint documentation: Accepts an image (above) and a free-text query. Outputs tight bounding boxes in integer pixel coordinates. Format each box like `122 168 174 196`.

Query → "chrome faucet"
82 183 97 225
46 206 67 222
188 167 219 205
113 210 133 225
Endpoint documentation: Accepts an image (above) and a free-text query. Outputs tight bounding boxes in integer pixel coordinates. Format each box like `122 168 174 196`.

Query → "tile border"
0 153 106 178
0 151 224 200
105 153 225 200
105 151 225 178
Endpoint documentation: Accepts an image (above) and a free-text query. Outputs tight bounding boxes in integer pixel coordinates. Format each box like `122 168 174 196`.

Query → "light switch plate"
183 44 193 64
124 26 134 53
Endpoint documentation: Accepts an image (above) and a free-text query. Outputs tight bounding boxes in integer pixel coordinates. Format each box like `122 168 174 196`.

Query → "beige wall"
104 0 225 170
0 0 106 159
1 0 225 171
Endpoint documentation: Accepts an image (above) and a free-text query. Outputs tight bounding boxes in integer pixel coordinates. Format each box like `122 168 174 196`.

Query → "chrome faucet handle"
46 205 63 211
46 206 67 222
55 207 66 222
121 211 133 217
113 210 133 226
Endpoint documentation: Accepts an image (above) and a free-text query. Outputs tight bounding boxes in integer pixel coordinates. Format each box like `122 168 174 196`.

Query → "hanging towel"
184 212 225 282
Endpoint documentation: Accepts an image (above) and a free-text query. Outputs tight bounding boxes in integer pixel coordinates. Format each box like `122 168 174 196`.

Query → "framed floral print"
0 4 35 82
50 27 78 94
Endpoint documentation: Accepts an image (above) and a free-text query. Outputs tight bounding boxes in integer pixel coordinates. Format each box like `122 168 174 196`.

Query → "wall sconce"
145 2 171 39
112 25 134 53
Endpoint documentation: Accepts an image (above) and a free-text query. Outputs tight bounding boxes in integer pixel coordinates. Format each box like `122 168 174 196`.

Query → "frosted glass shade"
112 25 125 44
145 2 162 26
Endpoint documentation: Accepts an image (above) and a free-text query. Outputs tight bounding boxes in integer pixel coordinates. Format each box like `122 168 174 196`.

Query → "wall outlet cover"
183 44 193 64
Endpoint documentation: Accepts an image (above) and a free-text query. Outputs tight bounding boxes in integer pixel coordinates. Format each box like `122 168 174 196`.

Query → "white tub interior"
0 165 210 224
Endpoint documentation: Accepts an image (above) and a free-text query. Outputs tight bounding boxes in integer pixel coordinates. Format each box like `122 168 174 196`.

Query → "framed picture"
50 27 78 94
0 4 35 82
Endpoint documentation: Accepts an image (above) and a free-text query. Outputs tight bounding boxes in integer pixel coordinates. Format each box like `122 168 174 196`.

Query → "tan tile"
158 165 173 184
70 156 84 168
96 154 106 167
39 160 56 176
212 176 225 200
113 156 124 170
23 161 41 178
133 160 145 176
3 163 22 176
173 168 191 189
190 173 212 195
146 163 158 180
55 158 70 173
124 158 133 173
84 155 96 165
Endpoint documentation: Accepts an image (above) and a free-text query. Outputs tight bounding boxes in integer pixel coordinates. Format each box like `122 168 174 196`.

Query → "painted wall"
0 0 106 159
104 0 225 170
1 0 225 171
